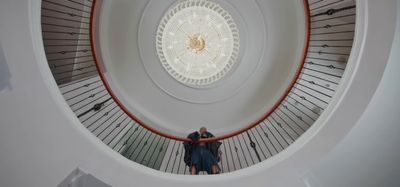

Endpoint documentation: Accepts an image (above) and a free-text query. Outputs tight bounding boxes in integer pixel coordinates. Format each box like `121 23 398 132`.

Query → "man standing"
183 127 222 175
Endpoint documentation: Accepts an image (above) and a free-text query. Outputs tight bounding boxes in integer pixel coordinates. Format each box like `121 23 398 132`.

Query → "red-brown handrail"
90 0 311 142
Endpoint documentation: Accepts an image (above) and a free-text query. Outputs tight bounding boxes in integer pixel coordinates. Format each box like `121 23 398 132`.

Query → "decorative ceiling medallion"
156 0 240 86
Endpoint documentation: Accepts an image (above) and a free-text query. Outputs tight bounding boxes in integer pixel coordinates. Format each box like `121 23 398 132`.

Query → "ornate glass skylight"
156 0 240 86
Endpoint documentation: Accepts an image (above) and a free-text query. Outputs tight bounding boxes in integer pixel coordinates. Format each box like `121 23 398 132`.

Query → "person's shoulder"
203 131 215 138
187 131 199 137
187 131 200 141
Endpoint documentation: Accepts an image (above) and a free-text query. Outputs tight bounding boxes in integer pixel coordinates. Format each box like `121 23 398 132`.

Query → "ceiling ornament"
156 0 240 86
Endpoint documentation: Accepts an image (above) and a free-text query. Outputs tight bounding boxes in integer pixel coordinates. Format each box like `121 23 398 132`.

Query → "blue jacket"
183 131 222 167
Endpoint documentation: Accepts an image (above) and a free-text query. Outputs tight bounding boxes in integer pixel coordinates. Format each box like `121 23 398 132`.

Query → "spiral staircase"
0 0 399 186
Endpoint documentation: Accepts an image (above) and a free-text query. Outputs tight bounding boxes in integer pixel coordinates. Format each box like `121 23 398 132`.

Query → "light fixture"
156 0 240 86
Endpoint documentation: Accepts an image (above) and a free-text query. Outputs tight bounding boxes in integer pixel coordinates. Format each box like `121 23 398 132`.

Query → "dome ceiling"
97 0 307 136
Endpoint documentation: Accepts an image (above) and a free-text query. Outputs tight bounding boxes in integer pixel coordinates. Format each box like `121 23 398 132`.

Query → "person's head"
199 127 207 134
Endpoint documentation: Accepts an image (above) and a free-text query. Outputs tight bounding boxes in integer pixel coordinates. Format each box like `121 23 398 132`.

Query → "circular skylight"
156 0 240 86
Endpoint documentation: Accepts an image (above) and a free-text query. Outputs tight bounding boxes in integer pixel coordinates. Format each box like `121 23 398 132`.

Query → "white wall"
307 2 400 185
0 0 398 187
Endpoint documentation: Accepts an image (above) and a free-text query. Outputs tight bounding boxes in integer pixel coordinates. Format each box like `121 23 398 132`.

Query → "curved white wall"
0 0 399 187
97 0 307 136
306 2 400 185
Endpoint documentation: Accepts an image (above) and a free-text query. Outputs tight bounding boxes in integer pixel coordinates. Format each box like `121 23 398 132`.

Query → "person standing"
183 127 222 175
